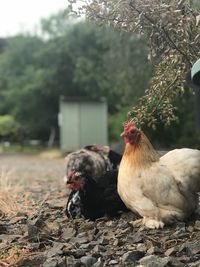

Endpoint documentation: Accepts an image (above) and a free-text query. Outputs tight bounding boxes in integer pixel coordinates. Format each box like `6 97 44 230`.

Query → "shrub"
0 115 20 140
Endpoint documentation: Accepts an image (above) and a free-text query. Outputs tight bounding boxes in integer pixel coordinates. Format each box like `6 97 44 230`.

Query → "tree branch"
129 0 192 66
149 75 179 117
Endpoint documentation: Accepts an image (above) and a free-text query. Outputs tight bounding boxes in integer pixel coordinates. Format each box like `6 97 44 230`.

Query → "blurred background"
0 0 199 154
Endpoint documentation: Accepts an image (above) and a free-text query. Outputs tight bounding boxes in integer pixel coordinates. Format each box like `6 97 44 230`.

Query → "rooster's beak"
120 132 125 137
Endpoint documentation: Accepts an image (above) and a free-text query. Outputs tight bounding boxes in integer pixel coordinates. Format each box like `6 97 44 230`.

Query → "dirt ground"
0 154 65 188
0 155 200 267
0 153 70 216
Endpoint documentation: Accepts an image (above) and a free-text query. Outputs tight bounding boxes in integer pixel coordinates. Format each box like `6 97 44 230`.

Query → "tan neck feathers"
123 132 159 167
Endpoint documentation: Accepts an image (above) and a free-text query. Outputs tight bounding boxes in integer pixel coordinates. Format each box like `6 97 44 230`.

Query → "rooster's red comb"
124 121 136 132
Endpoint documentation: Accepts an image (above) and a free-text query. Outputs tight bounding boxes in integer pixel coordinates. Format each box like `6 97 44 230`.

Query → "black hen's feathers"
65 148 107 183
65 147 128 220
66 170 128 220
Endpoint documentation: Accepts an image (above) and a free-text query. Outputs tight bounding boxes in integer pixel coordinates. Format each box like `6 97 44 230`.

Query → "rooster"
65 145 128 220
118 121 200 229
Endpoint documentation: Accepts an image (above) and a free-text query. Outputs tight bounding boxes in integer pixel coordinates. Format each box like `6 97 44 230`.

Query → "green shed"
58 97 108 151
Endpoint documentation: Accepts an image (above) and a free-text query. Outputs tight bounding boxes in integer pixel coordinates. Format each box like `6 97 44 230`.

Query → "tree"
0 14 152 141
66 23 152 113
0 115 20 140
72 0 200 128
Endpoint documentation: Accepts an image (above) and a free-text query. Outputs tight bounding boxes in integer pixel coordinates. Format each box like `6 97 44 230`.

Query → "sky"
0 0 69 37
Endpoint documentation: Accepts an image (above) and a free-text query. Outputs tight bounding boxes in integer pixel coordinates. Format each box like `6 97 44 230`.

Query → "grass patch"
0 144 43 154
0 170 20 216
39 148 63 159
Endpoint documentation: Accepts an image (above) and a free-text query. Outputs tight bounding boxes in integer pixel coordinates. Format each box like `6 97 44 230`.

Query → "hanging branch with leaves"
70 0 200 127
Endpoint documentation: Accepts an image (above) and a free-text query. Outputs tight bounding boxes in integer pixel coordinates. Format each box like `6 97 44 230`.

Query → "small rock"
127 232 143 243
106 221 115 227
179 243 187 253
0 234 21 244
45 220 61 236
57 257 67 267
93 245 106 253
118 221 130 230
9 216 27 224
165 246 178 256
43 258 58 267
187 225 194 233
27 223 39 241
193 254 200 261
137 243 146 252
98 237 109 245
194 220 200 231
0 224 7 234
80 256 97 267
113 239 119 246
16 211 28 216
29 242 41 250
62 243 74 253
147 246 163 254
62 227 76 241
66 257 80 267
109 259 118 265
186 243 200 255
80 243 94 250
139 255 170 267
93 259 103 267
17 254 46 267
46 199 64 209
187 260 200 266
122 250 145 263
176 222 186 230
70 235 89 245
169 257 185 267
46 247 63 258
116 250 124 256
73 249 87 258
173 230 189 239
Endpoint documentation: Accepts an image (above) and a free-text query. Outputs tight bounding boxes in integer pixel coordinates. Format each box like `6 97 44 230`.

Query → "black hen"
64 145 128 220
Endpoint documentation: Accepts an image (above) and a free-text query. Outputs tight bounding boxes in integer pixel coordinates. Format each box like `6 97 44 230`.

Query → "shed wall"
59 100 107 151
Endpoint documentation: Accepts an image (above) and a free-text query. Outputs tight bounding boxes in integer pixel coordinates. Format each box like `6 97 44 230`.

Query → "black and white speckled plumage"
66 191 82 219
65 146 128 220
66 170 128 220
65 148 109 183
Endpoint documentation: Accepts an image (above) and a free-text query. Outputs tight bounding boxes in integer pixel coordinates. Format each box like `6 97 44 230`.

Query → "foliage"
0 14 152 141
0 115 20 139
108 106 131 142
67 24 152 113
40 10 72 39
72 0 200 128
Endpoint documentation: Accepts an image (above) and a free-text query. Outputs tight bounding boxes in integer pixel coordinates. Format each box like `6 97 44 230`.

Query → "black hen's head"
65 170 86 190
64 148 106 190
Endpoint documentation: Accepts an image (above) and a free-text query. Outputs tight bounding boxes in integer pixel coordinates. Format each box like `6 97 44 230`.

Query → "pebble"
139 255 170 267
80 256 97 267
122 250 145 263
127 232 143 243
194 220 200 231
109 259 118 264
1 180 200 267
186 243 200 255
147 246 163 254
164 246 178 256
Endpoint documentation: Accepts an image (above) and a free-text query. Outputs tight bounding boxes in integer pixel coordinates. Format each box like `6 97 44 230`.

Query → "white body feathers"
118 142 200 229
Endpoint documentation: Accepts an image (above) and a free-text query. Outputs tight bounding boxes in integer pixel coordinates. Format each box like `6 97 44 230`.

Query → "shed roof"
60 96 106 103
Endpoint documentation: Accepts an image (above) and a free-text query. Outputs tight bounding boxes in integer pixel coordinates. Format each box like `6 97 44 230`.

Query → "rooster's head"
121 121 141 145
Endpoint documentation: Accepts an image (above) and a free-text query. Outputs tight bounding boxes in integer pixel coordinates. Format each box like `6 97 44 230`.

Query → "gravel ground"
0 155 200 267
